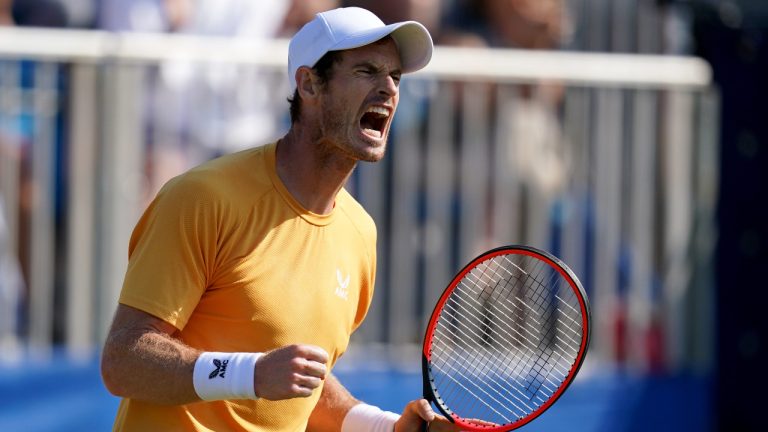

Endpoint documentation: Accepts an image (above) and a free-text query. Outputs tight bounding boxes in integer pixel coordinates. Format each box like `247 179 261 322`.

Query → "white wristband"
341 403 400 432
192 351 262 401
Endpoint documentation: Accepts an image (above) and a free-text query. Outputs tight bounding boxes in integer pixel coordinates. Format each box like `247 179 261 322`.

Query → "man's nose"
378 75 398 97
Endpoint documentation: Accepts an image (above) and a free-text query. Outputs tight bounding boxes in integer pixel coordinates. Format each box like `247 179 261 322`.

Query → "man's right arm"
101 304 329 405
101 304 203 405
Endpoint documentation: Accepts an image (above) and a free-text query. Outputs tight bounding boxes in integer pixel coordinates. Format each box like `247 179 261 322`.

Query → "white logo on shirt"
335 269 350 300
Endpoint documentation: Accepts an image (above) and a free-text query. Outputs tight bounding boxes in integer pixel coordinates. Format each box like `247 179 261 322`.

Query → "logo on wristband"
208 358 229 379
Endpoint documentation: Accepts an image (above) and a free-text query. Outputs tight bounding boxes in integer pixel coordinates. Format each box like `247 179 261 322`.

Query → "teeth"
366 106 389 117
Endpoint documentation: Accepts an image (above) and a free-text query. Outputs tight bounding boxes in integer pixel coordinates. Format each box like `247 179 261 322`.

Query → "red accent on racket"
421 245 591 431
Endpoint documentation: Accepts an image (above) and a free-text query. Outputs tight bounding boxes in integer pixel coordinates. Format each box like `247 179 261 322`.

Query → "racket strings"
431 303 540 419
436 292 550 400
432 279 540 420
431 325 539 416
493 257 583 363
432 304 541 405
466 259 567 397
470 258 576 374
428 253 585 425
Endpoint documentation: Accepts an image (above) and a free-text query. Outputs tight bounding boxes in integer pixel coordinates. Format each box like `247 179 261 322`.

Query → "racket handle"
421 354 433 432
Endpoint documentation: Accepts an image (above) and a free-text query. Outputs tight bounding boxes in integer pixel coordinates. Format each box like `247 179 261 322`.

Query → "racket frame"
421 245 591 431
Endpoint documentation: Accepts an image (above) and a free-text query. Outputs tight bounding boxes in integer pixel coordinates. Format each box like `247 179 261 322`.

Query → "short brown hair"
287 50 343 124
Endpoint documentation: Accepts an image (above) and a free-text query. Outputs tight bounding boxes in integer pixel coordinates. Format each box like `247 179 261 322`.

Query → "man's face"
317 38 402 163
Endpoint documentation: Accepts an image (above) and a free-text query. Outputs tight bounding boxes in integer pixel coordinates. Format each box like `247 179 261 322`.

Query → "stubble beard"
319 100 387 164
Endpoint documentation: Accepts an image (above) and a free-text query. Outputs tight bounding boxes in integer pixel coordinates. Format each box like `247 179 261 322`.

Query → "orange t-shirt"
113 142 377 431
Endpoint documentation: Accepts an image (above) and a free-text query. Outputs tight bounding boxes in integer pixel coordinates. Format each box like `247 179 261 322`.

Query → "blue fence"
0 352 712 432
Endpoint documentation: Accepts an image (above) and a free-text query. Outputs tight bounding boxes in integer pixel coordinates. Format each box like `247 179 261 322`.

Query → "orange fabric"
114 142 377 431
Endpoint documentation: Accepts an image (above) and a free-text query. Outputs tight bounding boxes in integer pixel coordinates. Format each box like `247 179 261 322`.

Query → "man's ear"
295 66 320 101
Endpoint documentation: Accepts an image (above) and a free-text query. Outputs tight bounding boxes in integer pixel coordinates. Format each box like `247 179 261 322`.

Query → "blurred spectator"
98 0 174 32
342 0 442 37
277 0 340 37
442 0 573 252
485 0 571 49
1 0 69 348
0 0 11 25
97 0 340 202
7 0 68 27
0 197 24 362
446 0 572 49
501 1 571 249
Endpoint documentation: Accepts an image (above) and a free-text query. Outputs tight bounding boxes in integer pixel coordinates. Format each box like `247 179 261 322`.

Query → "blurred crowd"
3 2 767 430
0 0 582 348
0 0 577 174
0 0 709 357
0 0 688 350
0 0 573 50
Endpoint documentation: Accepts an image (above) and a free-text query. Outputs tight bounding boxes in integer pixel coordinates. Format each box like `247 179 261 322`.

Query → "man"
101 6 458 431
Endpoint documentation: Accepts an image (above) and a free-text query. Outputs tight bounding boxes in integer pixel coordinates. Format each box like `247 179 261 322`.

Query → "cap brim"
328 21 433 74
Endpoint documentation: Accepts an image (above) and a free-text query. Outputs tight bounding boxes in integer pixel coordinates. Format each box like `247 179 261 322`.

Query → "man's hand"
395 399 462 432
253 344 329 400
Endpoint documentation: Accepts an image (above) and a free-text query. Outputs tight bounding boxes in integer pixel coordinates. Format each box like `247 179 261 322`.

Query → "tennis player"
101 6 458 432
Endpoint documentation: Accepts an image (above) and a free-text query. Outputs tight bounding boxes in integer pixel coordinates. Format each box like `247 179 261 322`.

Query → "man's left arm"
307 374 460 432
306 374 358 432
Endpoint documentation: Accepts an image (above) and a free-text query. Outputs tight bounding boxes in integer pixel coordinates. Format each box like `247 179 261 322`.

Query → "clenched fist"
253 344 329 400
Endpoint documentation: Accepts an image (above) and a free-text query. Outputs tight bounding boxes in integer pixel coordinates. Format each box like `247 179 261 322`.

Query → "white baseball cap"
287 7 433 93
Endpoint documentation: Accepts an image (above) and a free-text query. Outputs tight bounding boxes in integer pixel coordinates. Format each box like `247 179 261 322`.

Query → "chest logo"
335 269 350 300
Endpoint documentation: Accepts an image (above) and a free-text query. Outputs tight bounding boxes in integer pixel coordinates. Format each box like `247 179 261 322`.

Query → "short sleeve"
119 174 220 330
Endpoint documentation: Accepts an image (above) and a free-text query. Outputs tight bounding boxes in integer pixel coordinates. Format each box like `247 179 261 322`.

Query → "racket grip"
421 355 433 402
421 354 432 432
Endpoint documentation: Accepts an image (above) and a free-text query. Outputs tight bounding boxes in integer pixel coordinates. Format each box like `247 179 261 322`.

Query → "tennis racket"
421 245 591 431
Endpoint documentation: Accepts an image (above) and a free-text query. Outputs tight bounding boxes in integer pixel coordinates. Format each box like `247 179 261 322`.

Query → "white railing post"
65 63 98 355
95 62 146 343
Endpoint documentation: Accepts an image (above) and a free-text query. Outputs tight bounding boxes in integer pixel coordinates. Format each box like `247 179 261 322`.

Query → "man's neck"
275 128 356 215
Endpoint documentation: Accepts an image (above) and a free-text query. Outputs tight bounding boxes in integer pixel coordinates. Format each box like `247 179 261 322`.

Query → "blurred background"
0 0 765 431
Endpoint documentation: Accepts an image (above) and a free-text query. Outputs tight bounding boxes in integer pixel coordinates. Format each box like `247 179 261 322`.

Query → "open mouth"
360 106 389 139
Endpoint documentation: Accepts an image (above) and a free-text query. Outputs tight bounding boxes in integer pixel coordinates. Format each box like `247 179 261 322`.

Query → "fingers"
294 372 323 390
395 399 463 432
294 347 328 379
253 344 330 400
395 399 438 432
412 399 436 423
301 345 330 364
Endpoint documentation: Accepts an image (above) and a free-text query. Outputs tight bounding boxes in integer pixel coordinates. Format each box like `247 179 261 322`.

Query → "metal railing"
0 27 717 373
